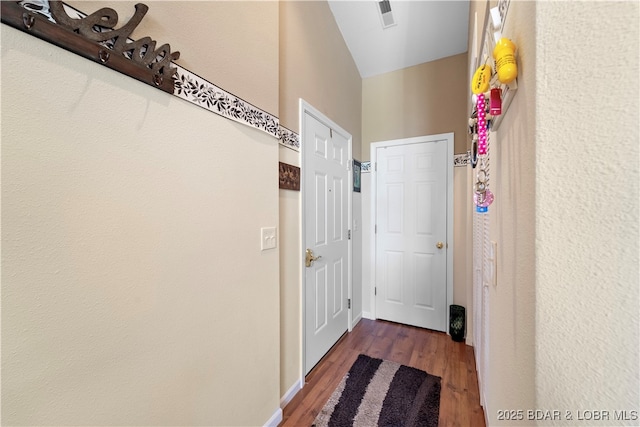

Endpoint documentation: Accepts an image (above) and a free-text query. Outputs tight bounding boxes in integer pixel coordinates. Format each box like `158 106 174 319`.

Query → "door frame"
369 133 454 330
299 99 353 377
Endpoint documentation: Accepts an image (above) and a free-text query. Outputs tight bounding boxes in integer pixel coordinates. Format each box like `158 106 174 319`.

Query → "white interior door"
303 106 351 374
374 137 449 331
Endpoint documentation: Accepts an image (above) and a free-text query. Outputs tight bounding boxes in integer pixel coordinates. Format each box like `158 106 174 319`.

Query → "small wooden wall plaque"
279 162 300 191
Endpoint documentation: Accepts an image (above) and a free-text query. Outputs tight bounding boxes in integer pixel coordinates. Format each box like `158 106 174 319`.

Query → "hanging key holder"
474 169 487 196
474 168 487 205
474 166 494 212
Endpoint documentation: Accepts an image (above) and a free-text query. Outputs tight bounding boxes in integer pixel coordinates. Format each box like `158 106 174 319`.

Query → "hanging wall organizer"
475 0 517 131
468 0 519 213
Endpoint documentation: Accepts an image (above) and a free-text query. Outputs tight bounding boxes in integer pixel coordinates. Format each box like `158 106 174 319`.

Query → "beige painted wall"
361 52 471 342
535 1 639 423
1 4 280 426
277 144 302 401
278 0 362 399
67 1 279 115
279 0 362 157
362 53 469 157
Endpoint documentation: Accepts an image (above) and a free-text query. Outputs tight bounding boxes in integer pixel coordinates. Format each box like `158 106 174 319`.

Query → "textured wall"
469 1 640 425
1 26 280 426
535 1 639 423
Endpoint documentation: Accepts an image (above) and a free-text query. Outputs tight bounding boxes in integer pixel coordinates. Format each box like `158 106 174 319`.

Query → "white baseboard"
362 311 375 320
280 378 304 409
264 407 283 427
351 312 363 329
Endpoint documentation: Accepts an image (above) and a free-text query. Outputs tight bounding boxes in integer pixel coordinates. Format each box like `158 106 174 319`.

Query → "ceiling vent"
378 0 396 29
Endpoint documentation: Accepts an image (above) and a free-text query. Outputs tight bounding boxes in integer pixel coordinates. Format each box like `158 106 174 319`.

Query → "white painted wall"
2 27 280 426
535 1 639 423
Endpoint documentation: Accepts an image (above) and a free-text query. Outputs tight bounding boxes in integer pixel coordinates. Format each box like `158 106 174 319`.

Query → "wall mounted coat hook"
22 12 35 29
2 1 181 94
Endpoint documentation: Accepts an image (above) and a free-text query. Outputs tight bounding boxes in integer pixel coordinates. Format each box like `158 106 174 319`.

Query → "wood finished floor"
280 318 485 427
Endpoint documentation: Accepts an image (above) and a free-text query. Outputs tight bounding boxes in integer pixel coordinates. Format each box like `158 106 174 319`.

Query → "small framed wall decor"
353 160 361 193
279 162 300 191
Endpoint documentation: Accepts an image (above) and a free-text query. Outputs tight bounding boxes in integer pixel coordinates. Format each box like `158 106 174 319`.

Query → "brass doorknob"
436 242 444 249
305 249 322 267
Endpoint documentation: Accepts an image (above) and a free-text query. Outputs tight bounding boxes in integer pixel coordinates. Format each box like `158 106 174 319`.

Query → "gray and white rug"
313 354 441 427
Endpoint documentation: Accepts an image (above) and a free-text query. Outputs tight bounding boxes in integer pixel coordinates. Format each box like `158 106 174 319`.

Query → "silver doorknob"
436 242 444 249
305 249 322 267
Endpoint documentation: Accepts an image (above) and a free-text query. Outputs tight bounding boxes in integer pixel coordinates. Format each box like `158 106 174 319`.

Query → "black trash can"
449 305 466 342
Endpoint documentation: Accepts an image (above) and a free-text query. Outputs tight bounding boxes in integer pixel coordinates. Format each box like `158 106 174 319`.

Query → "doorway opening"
370 133 453 331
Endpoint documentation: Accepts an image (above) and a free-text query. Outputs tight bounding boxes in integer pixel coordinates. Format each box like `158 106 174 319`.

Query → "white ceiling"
328 0 470 78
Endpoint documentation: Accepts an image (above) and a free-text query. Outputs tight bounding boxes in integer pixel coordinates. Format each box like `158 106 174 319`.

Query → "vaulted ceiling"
327 1 470 78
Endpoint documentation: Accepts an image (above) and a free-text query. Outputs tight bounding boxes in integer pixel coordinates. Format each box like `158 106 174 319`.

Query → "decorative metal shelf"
1 1 179 94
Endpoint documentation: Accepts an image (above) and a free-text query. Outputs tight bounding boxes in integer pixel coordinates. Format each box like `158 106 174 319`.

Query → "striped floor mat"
313 354 441 427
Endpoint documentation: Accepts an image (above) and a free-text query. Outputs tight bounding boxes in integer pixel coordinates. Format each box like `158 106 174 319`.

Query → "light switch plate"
261 227 277 250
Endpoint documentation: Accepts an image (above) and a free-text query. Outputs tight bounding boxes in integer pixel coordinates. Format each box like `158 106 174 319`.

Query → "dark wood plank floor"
280 318 485 427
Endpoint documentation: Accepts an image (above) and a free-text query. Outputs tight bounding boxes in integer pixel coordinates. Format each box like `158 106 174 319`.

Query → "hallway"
280 319 485 426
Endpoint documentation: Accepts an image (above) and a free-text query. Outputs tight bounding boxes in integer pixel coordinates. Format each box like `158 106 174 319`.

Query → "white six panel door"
375 140 447 331
304 112 349 373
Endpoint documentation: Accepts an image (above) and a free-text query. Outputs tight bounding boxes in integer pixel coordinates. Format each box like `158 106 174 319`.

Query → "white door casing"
301 100 352 375
371 134 453 332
